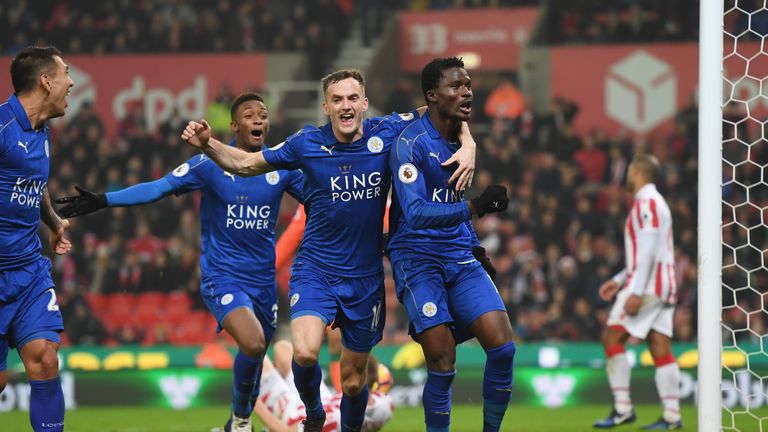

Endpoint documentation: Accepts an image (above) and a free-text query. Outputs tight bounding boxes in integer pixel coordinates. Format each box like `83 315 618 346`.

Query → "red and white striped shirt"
612 183 677 303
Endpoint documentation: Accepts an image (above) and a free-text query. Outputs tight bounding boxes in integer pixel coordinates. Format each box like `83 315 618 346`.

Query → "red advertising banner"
399 8 539 72
0 54 265 137
550 42 766 135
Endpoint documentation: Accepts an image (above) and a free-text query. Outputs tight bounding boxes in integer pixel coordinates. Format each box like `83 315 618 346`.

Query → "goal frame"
698 0 724 430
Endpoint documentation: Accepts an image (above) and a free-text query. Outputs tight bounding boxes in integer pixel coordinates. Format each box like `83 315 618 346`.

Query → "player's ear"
40 73 52 93
426 89 437 105
362 97 369 112
322 101 330 116
230 120 238 133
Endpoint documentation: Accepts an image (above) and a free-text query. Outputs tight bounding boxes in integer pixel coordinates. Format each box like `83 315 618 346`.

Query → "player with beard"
388 57 515 432
181 68 476 432
56 93 304 432
0 45 74 432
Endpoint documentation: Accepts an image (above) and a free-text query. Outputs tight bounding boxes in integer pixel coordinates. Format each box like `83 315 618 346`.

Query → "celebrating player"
593 154 681 430
387 57 515 432
0 46 74 432
56 93 304 432
181 68 476 432
253 340 393 432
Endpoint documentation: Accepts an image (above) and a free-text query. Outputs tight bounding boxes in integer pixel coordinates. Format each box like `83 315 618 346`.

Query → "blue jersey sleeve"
391 133 471 230
163 154 212 195
262 129 307 170
106 178 174 207
285 169 305 204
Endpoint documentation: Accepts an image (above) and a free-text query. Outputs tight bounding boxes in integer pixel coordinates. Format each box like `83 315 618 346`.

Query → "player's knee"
39 346 60 375
239 339 266 359
341 373 365 396
293 345 319 367
424 350 456 373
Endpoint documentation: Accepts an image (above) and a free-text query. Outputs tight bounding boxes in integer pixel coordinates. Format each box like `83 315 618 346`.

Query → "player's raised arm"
181 119 275 177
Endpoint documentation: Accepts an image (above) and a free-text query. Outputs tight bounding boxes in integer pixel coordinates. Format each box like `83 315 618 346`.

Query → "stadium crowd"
5 0 734 349
39 77 706 348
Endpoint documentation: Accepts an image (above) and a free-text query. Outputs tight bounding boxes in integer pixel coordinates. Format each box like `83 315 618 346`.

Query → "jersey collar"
422 110 458 145
8 93 32 131
422 110 442 140
635 183 657 198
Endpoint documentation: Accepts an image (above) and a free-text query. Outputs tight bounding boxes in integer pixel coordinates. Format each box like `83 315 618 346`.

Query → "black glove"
55 186 108 217
470 185 509 218
472 246 497 280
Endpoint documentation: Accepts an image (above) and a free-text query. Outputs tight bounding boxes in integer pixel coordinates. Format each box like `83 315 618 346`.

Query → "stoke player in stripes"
593 154 681 430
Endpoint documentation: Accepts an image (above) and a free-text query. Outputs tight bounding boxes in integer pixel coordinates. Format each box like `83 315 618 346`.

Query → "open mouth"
340 113 354 127
250 129 264 139
458 100 472 115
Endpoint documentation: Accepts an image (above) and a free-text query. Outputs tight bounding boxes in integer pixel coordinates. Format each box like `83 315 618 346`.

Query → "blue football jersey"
164 150 304 288
0 94 51 272
263 112 416 277
388 112 479 262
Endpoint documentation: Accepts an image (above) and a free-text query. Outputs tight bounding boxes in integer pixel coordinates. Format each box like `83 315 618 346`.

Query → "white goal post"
698 0 723 431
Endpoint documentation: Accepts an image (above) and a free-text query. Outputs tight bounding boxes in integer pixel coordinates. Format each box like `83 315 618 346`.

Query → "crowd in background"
539 0 698 43
40 75 710 348
9 0 760 348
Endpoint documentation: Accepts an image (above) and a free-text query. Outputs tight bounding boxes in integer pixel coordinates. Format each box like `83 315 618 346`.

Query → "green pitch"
2 404 711 431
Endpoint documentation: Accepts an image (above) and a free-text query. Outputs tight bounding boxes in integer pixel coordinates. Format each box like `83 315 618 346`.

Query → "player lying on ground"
252 340 393 432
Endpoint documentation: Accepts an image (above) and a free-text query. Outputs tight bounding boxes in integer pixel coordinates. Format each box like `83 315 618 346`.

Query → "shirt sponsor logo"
330 169 383 202
226 204 271 230
9 178 46 208
431 188 462 203
172 163 190 177
398 163 418 184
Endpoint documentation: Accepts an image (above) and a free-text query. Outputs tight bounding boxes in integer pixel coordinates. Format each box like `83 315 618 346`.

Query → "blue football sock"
482 342 516 432
232 351 263 418
423 370 455 432
29 376 64 432
340 385 369 431
292 358 324 418
248 361 264 410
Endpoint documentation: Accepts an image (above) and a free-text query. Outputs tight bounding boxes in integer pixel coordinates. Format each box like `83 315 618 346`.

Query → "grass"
2 404 712 431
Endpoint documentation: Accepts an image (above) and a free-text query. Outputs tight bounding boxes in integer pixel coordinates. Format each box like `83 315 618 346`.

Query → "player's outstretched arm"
253 400 296 432
42 187 72 255
444 122 476 191
56 180 175 218
181 119 274 177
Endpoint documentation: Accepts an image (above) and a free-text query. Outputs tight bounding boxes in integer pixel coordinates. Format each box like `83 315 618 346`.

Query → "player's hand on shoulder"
445 141 476 192
598 280 620 301
470 185 509 218
472 246 497 280
55 186 107 218
181 119 211 149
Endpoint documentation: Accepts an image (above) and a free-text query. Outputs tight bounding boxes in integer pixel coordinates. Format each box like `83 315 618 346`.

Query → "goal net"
708 0 768 431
